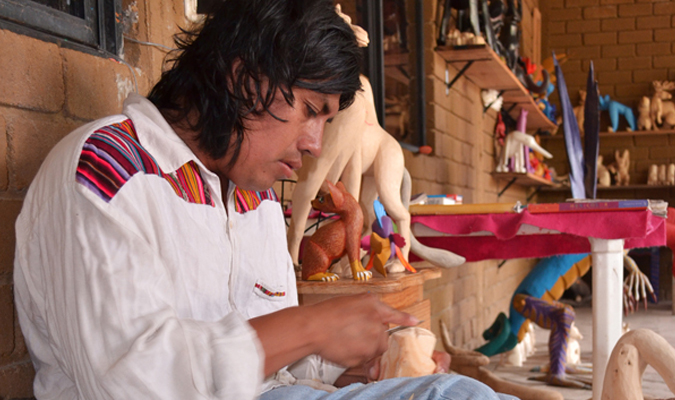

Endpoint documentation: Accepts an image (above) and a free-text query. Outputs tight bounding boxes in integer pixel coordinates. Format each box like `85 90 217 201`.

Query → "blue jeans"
260 374 519 400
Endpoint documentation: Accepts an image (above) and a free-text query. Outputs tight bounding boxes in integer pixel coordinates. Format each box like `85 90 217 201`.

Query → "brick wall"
539 0 675 199
408 0 539 350
542 0 675 125
0 1 184 397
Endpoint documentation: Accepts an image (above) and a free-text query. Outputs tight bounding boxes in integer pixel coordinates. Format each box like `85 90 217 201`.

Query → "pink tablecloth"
410 209 667 262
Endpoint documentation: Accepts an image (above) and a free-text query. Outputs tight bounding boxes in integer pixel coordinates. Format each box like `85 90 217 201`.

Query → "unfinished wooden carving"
378 327 437 380
288 13 465 274
648 164 659 186
609 149 630 186
637 96 652 131
597 155 611 187
650 81 675 130
601 329 675 400
573 90 586 135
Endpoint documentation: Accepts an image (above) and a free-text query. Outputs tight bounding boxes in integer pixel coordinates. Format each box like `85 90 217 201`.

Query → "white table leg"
589 238 624 400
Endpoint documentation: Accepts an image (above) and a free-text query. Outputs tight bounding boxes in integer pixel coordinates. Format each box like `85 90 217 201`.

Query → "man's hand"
249 292 416 377
308 293 418 368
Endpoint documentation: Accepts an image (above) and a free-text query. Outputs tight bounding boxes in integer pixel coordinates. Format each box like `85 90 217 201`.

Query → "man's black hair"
148 0 363 164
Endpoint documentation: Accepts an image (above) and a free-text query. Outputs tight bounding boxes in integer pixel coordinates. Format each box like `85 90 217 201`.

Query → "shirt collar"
122 93 224 202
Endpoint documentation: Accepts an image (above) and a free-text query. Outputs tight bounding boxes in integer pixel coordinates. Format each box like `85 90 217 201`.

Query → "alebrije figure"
366 200 415 277
598 94 636 132
301 180 372 282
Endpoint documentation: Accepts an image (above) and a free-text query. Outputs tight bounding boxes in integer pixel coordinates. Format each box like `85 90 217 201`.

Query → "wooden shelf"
541 184 675 192
492 171 557 187
435 44 556 130
540 129 675 140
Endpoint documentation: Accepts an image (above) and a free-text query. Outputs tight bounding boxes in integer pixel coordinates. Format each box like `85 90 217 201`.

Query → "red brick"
0 284 14 358
654 2 675 15
549 7 583 21
585 31 617 46
584 5 618 19
636 15 671 30
568 0 598 6
0 199 22 281
0 114 6 191
602 44 636 57
550 0 565 9
618 3 653 17
633 68 669 83
0 361 34 399
598 70 633 84
637 42 672 57
550 33 583 47
583 58 617 72
0 30 64 113
567 19 600 33
654 56 675 69
5 109 80 190
600 0 633 3
655 29 675 42
618 30 654 44
615 83 651 99
549 21 566 35
63 47 132 121
567 45 602 60
650 146 675 160
601 17 636 31
618 56 653 70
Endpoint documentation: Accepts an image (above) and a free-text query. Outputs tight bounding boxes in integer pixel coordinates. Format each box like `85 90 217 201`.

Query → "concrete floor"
482 301 675 400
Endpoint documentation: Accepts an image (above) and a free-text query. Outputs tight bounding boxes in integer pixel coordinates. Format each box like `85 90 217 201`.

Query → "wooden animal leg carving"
601 329 675 400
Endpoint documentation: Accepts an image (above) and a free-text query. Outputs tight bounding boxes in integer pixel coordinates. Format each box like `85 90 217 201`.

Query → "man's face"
219 87 341 192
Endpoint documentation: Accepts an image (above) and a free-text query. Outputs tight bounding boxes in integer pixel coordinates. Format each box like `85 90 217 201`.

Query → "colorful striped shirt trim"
254 283 286 298
76 119 214 207
234 187 279 214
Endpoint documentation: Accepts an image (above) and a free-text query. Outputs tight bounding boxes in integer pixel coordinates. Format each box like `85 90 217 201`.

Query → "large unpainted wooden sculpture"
301 180 372 282
601 329 675 400
288 9 465 274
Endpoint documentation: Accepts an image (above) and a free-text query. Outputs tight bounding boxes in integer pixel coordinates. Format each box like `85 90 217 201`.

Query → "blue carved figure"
599 94 636 132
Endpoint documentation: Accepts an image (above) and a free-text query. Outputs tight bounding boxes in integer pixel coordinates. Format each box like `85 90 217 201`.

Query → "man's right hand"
248 292 417 376
307 293 418 367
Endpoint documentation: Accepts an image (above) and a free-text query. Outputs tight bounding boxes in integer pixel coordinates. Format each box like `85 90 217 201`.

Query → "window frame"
0 0 122 55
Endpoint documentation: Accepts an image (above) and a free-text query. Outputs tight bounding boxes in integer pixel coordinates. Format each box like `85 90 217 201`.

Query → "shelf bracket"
445 60 474 94
483 90 504 114
497 177 517 198
526 186 541 203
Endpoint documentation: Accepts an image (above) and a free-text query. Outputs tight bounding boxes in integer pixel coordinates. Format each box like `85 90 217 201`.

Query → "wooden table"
410 209 666 400
296 265 441 331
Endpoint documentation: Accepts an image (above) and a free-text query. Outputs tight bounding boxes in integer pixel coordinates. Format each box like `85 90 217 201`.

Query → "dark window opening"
0 0 121 55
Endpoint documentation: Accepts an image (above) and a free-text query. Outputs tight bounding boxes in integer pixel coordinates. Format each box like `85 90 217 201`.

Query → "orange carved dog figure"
301 180 372 282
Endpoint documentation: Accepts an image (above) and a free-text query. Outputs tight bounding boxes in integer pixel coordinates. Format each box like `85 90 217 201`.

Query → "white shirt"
14 94 332 399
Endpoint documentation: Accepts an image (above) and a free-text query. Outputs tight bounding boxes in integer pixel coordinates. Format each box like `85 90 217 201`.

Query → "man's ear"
326 180 344 208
